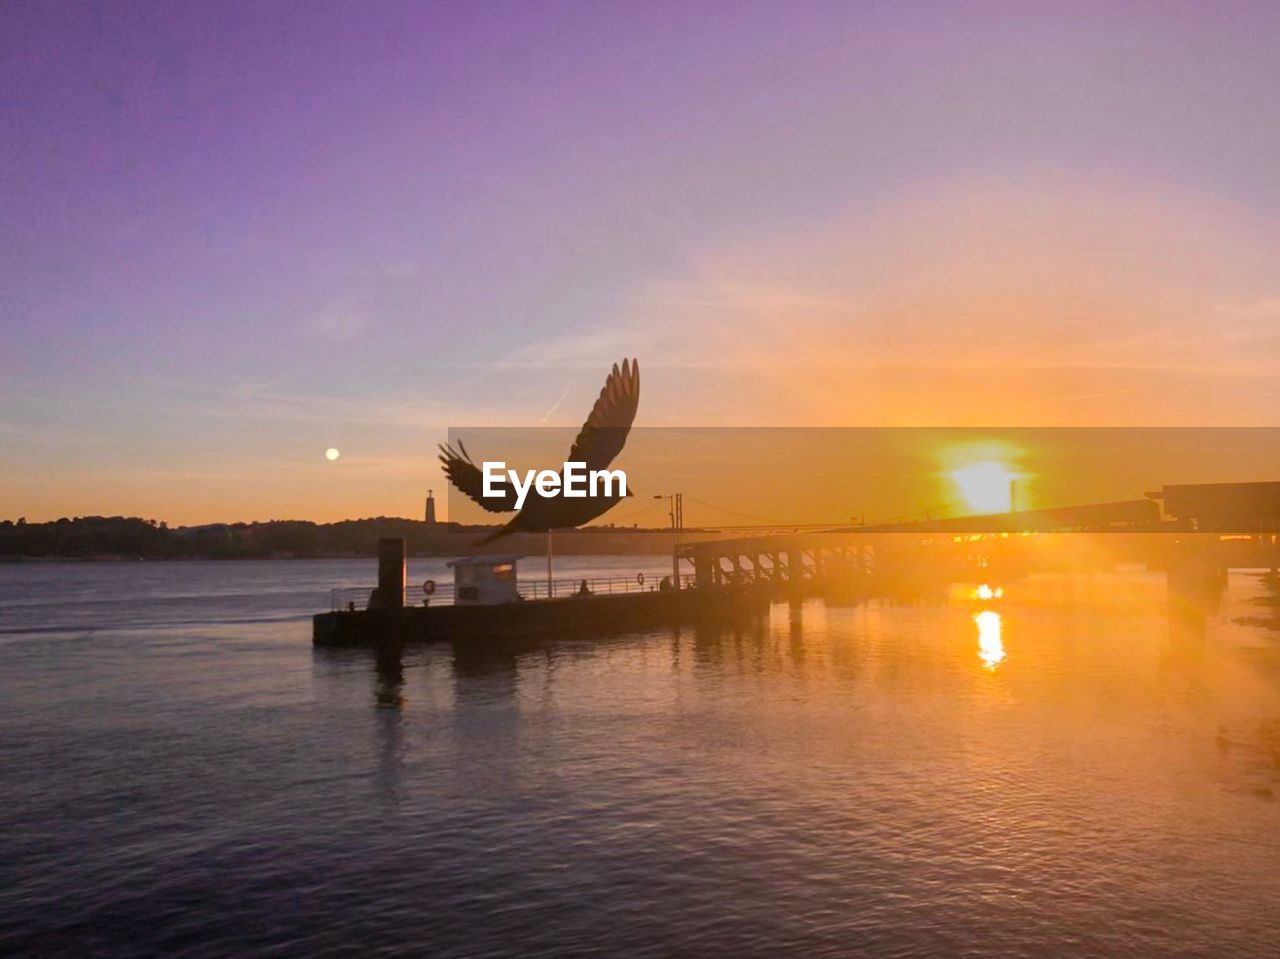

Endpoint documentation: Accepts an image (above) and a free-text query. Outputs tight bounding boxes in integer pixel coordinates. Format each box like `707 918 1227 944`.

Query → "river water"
3 559 1280 957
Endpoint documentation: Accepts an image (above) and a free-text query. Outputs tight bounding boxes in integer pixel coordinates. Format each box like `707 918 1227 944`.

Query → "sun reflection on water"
975 609 1005 670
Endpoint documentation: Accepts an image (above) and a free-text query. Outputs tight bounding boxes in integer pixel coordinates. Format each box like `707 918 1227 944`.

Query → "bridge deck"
676 499 1161 563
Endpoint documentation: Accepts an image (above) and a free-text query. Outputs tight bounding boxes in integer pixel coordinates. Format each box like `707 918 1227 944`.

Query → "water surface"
3 560 1280 957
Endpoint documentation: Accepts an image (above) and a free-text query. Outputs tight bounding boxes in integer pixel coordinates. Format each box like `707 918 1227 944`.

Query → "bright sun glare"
949 460 1016 514
975 610 1005 670
325 448 341 462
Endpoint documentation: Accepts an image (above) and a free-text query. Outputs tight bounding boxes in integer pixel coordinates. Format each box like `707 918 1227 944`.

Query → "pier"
312 540 768 647
312 481 1280 647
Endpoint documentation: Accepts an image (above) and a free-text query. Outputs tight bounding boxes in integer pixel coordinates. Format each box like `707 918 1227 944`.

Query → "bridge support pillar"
694 556 714 590
787 549 804 598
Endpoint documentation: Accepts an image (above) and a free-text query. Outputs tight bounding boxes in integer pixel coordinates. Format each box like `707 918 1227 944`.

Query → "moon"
325 448 341 461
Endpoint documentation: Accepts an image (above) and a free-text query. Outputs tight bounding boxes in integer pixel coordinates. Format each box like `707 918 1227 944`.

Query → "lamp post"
653 492 683 588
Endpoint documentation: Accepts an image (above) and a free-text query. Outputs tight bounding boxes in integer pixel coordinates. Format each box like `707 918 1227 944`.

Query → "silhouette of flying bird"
439 359 640 544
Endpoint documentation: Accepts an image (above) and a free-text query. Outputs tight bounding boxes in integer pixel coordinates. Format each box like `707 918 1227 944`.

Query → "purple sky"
4 1 1280 523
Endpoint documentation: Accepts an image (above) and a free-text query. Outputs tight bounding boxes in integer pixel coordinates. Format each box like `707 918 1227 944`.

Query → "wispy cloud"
454 323 642 389
343 259 422 279
600 282 862 316
301 296 373 341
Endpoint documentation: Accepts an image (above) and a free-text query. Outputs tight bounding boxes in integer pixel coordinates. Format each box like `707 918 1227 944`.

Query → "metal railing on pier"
329 583 457 611
520 572 696 601
330 572 697 611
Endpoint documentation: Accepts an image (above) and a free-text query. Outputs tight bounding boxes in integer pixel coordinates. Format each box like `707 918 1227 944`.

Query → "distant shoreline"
0 549 665 563
0 515 688 562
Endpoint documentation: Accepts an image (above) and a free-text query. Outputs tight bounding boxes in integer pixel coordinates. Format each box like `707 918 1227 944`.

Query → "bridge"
675 482 1280 593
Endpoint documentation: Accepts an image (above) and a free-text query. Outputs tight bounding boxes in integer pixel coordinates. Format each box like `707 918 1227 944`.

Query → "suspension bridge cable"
1019 483 1075 508
606 499 667 526
681 495 787 526
869 499 968 525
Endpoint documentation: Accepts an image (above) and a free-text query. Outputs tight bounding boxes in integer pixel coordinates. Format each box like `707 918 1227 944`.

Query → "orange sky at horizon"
5 175 1274 527
7 173 1278 526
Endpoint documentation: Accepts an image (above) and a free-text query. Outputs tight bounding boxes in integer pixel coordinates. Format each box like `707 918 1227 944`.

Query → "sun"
325 447 341 461
948 460 1015 514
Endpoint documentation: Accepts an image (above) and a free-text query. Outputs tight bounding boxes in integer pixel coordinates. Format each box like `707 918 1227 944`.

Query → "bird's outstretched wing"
563 358 640 471
438 440 519 513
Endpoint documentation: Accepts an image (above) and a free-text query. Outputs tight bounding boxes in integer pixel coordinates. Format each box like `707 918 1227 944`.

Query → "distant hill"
0 515 678 559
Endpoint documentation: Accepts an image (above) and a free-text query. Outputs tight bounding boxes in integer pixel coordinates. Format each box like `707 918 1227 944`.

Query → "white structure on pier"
447 555 522 605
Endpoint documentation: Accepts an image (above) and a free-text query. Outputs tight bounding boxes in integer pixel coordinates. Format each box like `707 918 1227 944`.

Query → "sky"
3 0 1280 524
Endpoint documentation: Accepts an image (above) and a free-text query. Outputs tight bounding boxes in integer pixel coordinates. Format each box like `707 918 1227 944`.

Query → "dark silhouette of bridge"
676 481 1280 593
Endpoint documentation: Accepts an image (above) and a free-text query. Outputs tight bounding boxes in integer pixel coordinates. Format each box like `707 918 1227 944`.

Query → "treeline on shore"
0 515 676 559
